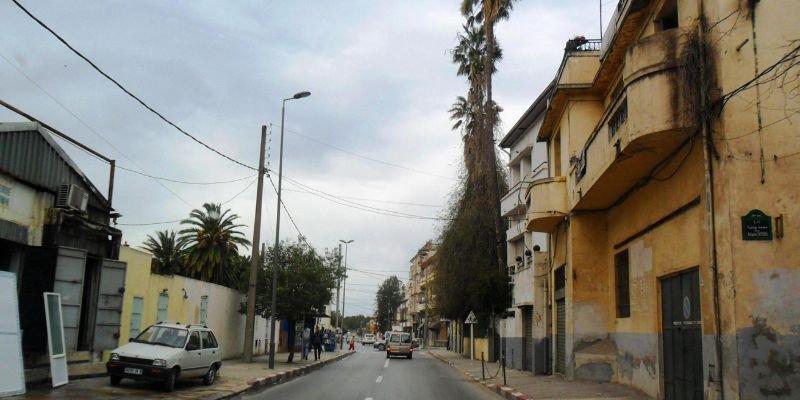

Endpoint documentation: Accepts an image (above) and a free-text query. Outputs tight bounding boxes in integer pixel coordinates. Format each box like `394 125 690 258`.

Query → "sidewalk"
12 350 353 400
429 350 651 400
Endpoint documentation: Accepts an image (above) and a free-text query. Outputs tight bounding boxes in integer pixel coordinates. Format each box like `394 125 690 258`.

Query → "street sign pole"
464 310 477 360
470 324 474 360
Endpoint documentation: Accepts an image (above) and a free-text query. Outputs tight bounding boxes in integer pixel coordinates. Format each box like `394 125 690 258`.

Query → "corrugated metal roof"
0 122 111 212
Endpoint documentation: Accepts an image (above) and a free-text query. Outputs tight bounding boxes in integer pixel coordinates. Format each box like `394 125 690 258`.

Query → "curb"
429 351 528 400
221 351 355 399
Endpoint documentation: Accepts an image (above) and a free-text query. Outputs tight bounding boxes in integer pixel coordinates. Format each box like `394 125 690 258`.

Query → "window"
0 184 9 207
200 295 209 325
157 293 169 322
552 131 562 177
656 0 678 31
130 297 144 338
187 331 201 350
615 250 631 318
608 99 628 140
200 331 218 349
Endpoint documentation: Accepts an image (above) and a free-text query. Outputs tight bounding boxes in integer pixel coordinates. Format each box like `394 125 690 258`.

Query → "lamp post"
339 239 353 350
268 90 311 369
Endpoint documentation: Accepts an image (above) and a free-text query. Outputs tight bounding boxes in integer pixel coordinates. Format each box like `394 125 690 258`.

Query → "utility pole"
339 239 353 350
243 125 267 362
335 243 342 331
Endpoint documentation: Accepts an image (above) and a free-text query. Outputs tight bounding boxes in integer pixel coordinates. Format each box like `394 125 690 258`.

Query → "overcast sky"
0 0 610 316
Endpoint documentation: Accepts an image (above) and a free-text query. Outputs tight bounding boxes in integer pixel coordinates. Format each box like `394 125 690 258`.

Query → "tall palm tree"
143 230 186 275
460 0 514 273
180 203 251 285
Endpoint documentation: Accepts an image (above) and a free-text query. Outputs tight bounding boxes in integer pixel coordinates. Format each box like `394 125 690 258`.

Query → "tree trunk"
484 21 505 275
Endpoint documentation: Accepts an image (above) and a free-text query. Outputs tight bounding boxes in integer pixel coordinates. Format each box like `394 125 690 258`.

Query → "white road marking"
366 398 373 400
376 375 383 383
384 359 389 368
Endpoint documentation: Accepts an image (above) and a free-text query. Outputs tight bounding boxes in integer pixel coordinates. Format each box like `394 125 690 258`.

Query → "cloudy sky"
0 0 609 316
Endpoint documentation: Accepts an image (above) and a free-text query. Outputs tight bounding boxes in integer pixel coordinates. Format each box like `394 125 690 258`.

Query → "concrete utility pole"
335 243 342 331
243 125 267 362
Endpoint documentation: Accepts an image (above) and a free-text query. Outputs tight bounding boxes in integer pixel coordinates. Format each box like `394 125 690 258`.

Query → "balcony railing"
566 38 602 52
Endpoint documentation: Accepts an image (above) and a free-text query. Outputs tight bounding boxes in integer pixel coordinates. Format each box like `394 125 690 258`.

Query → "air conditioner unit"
56 184 89 212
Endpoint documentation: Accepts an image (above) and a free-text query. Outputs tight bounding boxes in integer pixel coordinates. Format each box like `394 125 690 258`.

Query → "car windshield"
135 326 189 348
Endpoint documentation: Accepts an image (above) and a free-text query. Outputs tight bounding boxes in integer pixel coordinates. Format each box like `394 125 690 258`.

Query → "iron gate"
661 269 703 400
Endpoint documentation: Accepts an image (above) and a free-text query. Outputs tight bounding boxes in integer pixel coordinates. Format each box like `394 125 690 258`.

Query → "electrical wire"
0 51 197 206
221 177 258 204
281 188 442 208
285 127 457 181
282 175 449 221
10 0 257 171
117 165 257 185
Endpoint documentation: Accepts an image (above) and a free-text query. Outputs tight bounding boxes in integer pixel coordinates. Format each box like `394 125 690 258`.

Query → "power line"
221 177 258 204
285 127 457 181
117 218 183 227
281 188 442 208
10 0 257 171
0 52 197 206
283 175 448 221
117 165 257 185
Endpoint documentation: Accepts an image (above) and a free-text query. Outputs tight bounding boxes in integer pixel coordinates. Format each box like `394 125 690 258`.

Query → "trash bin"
324 337 336 352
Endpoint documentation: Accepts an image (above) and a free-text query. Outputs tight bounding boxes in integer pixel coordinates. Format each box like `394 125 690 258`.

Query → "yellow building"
525 0 799 398
118 246 275 359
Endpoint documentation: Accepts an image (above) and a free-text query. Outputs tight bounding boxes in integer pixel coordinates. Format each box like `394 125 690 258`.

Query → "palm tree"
180 203 251 285
143 230 186 275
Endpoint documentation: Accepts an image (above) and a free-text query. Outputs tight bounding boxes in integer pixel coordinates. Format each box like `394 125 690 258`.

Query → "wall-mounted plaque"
741 209 773 241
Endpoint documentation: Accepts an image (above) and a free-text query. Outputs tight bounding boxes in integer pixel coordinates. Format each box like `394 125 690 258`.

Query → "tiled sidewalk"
429 350 651 400
13 350 353 400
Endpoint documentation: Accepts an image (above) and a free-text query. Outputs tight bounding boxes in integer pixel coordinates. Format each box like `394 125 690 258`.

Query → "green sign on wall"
741 209 773 241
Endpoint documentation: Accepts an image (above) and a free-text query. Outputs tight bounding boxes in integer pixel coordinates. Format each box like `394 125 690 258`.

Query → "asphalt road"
243 348 497 400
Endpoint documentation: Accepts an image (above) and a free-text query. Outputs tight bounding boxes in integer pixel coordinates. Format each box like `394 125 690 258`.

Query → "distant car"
386 332 413 359
106 322 222 392
362 333 376 346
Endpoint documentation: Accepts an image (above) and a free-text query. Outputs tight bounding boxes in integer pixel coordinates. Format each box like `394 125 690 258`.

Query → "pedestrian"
301 326 311 360
348 335 355 351
313 327 322 360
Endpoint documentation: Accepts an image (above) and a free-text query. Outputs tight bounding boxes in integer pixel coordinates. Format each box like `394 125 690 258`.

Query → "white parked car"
106 322 222 392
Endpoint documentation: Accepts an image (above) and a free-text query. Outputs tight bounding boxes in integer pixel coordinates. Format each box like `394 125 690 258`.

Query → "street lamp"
339 239 353 350
267 90 311 369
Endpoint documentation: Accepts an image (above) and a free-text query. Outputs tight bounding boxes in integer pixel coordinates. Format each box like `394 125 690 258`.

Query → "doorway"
660 269 703 400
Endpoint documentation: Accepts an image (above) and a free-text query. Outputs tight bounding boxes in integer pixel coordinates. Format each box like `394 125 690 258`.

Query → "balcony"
501 181 527 217
572 28 695 210
527 177 568 232
506 219 525 241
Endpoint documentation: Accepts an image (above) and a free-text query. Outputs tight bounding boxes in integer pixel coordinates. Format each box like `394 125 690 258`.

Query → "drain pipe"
698 14 725 399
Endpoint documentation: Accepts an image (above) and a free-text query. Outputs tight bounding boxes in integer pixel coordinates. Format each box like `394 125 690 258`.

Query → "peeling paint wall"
0 173 53 246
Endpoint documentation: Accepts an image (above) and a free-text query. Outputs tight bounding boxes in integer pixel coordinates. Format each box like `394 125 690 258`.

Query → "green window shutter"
130 297 144 338
200 295 208 324
157 293 169 322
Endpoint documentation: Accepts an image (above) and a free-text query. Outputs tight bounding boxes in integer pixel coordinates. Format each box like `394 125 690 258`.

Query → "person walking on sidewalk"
301 326 311 360
348 335 355 351
313 327 322 360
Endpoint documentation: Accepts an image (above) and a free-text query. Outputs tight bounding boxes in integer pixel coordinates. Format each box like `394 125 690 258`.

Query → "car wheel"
163 369 177 392
203 364 218 385
110 376 122 386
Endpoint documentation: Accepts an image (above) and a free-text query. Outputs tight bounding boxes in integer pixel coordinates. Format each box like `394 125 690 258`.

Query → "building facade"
523 0 800 398
0 122 126 374
498 83 553 374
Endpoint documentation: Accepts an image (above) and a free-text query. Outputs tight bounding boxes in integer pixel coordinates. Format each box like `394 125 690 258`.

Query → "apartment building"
525 0 799 399
406 241 448 347
498 83 553 374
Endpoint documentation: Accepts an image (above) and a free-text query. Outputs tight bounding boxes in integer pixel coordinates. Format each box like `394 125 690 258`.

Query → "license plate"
124 367 143 375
